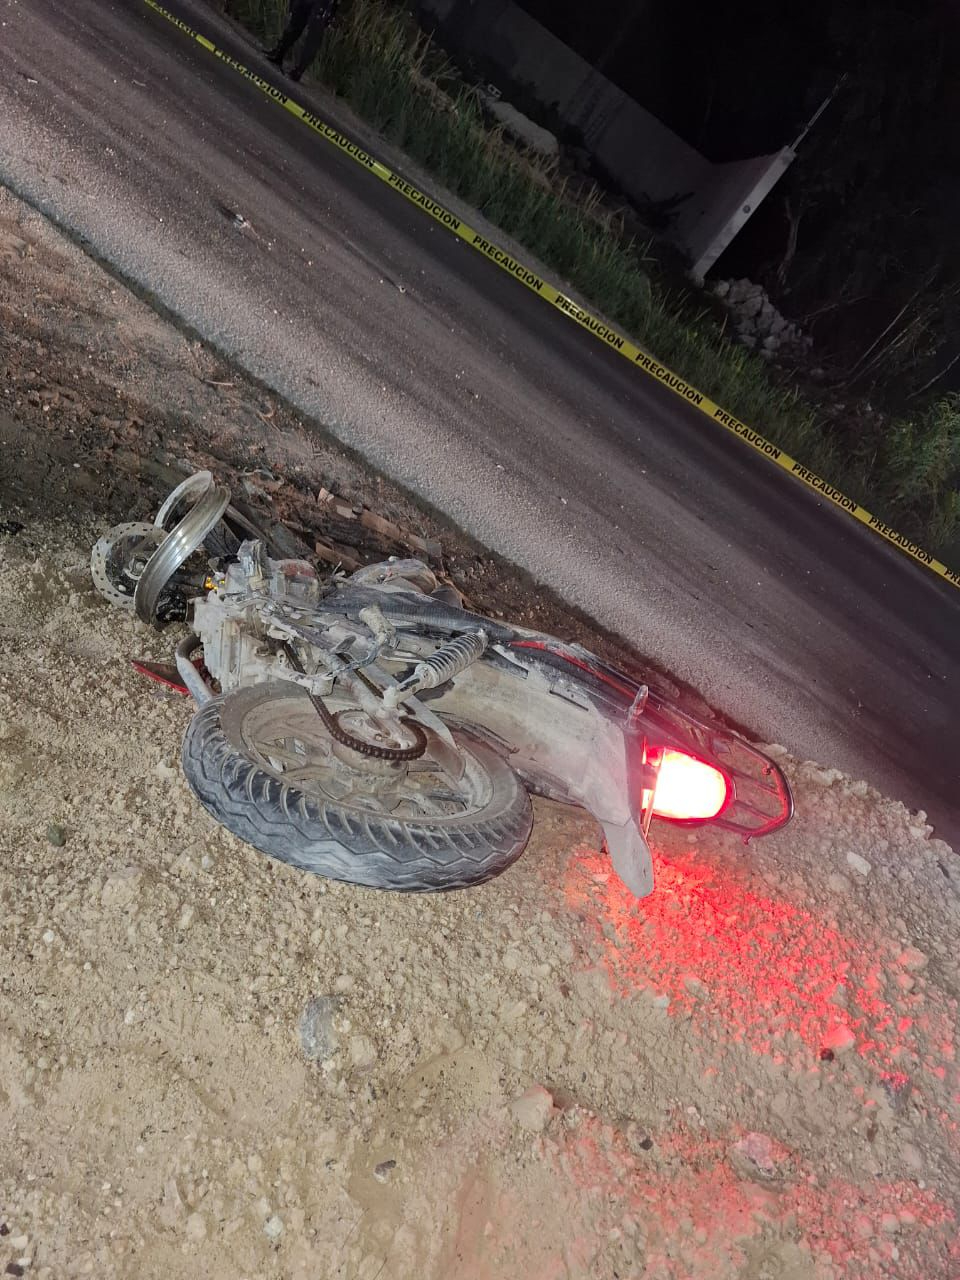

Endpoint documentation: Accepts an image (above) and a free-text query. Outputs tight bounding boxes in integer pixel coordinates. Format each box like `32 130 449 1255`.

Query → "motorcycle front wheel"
180 683 533 891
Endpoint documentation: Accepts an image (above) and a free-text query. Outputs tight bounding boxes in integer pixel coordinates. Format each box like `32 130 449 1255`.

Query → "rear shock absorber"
383 630 488 708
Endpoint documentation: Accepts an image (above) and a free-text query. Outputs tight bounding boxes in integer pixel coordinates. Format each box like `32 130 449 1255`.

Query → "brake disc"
90 522 167 611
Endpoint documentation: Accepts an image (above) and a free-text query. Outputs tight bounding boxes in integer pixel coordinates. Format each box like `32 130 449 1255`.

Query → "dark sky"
515 0 831 159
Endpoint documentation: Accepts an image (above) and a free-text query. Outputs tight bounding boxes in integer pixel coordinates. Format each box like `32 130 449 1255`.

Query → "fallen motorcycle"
91 472 792 896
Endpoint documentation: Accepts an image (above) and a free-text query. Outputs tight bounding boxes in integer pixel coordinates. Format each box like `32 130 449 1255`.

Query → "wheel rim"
234 691 494 819
134 476 230 624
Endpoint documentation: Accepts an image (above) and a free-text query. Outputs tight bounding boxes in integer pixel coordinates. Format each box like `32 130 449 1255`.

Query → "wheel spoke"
420 789 470 806
255 734 330 770
274 766 334 786
259 747 305 769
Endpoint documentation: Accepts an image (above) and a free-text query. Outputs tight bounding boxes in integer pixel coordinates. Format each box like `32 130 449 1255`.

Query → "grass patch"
225 0 958 553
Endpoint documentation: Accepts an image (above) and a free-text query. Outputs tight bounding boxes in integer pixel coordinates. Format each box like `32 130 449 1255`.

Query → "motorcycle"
90 472 792 896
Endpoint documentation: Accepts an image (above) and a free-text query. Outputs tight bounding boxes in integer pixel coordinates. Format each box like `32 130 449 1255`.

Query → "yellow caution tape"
143 0 960 592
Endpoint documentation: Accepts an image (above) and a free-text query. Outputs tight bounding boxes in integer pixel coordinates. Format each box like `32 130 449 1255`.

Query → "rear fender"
600 819 654 898
422 655 654 897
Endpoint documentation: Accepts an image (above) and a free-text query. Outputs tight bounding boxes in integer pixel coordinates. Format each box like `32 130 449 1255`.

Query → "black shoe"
263 46 285 66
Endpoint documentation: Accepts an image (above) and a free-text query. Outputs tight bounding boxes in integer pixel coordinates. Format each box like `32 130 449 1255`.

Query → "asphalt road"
1 0 957 843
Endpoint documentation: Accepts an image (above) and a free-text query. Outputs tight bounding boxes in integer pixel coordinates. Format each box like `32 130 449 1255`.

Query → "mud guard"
601 820 654 898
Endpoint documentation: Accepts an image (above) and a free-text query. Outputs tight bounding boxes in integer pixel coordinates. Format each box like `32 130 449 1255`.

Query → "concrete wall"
683 148 796 280
417 0 792 275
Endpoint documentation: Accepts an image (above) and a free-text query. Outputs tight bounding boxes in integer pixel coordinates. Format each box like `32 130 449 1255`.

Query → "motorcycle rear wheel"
181 683 533 891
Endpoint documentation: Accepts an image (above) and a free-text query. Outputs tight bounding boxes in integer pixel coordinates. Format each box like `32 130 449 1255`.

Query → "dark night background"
491 0 960 396
517 0 825 160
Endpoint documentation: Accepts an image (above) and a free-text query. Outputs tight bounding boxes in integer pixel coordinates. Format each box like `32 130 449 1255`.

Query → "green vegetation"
227 0 959 553
858 395 960 549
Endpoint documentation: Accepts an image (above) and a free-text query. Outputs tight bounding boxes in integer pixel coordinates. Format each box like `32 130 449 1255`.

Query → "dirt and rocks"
1 190 959 1279
712 279 813 363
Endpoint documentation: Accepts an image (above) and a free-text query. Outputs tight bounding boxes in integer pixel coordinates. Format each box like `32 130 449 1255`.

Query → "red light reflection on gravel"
564 849 958 1086
620 1125 955 1278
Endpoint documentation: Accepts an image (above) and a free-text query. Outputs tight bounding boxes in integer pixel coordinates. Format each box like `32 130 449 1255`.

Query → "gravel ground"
2 503 959 1280
1 164 959 1280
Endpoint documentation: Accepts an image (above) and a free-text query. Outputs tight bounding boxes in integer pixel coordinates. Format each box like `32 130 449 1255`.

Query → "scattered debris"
479 91 560 160
242 468 283 501
216 204 249 230
846 850 873 876
313 539 361 572
508 1085 556 1132
299 995 341 1062
316 486 441 561
730 1131 790 1180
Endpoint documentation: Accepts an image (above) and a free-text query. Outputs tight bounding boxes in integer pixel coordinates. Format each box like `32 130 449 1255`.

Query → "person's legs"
265 0 313 63
289 3 335 79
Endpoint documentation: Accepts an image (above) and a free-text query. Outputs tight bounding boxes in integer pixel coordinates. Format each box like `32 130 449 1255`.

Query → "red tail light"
646 746 731 823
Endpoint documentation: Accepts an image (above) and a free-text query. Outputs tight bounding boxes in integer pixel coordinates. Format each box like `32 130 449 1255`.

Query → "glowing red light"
651 748 730 822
